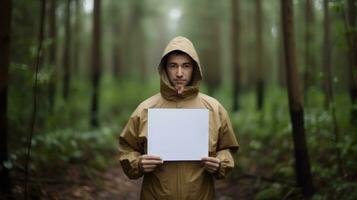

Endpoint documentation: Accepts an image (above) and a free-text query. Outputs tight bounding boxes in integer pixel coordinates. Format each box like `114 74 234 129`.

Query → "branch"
24 0 46 199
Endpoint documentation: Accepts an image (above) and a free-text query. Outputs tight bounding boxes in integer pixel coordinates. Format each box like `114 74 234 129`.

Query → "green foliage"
8 73 159 174
226 85 357 199
255 184 282 200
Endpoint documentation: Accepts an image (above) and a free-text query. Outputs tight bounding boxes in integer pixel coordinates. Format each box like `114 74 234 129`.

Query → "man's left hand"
201 157 220 173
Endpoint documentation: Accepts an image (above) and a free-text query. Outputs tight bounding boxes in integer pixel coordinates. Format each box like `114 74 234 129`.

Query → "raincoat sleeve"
118 113 144 179
214 105 239 179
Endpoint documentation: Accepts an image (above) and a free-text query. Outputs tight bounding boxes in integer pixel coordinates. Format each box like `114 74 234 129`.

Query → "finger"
203 161 220 167
143 168 155 172
201 157 220 163
142 164 159 168
204 164 218 170
205 166 219 173
142 160 163 165
205 167 216 173
141 155 162 160
202 160 219 167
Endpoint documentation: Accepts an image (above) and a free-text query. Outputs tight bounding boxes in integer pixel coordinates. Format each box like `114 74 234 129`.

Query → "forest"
0 0 357 199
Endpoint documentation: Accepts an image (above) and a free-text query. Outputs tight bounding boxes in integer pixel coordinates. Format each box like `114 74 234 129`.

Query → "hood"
158 36 203 101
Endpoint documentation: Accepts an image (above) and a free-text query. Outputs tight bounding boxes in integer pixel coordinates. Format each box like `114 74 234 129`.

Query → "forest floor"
14 164 255 200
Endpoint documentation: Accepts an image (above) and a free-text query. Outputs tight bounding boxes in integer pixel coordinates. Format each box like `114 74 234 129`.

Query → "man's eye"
168 64 176 68
183 64 193 68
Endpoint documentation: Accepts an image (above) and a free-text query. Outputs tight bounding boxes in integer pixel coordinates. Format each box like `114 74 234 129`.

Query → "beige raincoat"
119 36 239 200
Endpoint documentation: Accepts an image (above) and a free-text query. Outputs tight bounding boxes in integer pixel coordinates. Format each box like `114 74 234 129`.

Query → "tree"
90 0 102 127
126 0 146 80
322 0 333 108
25 0 46 198
323 0 344 177
232 0 241 111
304 0 316 95
347 0 357 123
48 0 57 112
277 15 286 87
73 0 81 74
110 2 122 78
0 0 12 196
255 0 264 110
281 0 314 196
62 0 71 100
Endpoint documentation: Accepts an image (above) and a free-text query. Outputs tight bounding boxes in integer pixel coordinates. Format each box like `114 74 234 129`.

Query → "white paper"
148 108 209 161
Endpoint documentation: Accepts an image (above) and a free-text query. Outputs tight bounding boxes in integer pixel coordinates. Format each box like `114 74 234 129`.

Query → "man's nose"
176 66 183 77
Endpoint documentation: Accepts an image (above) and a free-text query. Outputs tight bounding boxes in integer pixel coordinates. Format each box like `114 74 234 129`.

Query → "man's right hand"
139 155 163 173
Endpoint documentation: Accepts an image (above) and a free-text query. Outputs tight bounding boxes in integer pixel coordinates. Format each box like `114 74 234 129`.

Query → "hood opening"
159 50 201 87
158 36 202 100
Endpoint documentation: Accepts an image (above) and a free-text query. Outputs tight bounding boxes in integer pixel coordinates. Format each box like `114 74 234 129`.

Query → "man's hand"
139 155 163 173
201 157 220 173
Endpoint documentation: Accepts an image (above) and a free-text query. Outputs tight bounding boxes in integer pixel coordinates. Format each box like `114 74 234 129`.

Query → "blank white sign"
148 108 209 161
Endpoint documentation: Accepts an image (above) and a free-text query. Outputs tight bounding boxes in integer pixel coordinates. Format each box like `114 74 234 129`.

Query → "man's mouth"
173 79 186 83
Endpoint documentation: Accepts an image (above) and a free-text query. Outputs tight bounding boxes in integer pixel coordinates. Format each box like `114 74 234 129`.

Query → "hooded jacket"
119 36 239 200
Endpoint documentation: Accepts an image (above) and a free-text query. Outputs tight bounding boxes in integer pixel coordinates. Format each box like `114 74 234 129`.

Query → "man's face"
165 54 194 89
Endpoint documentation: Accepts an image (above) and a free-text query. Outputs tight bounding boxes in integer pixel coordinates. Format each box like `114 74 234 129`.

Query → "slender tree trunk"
347 0 357 123
206 17 222 95
0 0 12 197
323 0 333 108
25 0 46 198
255 0 264 110
138 28 146 81
112 39 122 77
111 8 122 78
62 0 71 100
48 0 56 112
73 0 81 74
278 20 286 87
90 0 101 127
323 0 344 177
304 0 315 97
134 1 146 81
232 0 241 111
214 20 222 90
281 0 314 196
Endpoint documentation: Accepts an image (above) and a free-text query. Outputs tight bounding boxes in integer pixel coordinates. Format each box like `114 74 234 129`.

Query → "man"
119 36 239 200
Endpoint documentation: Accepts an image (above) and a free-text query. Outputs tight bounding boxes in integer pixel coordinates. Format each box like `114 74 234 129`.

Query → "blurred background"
1 0 357 199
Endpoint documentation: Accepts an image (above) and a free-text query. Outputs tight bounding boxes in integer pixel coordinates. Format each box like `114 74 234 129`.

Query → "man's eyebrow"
167 62 192 64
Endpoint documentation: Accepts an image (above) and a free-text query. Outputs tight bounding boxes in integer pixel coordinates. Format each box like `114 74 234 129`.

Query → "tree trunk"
62 0 71 100
25 0 46 198
90 0 101 127
138 28 146 81
73 0 81 74
231 0 241 111
133 1 146 81
281 0 314 197
111 6 122 78
112 40 122 77
48 0 57 112
323 0 344 177
278 19 286 87
347 0 357 123
0 0 12 196
323 0 333 108
304 0 315 96
255 0 264 110
205 17 222 95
